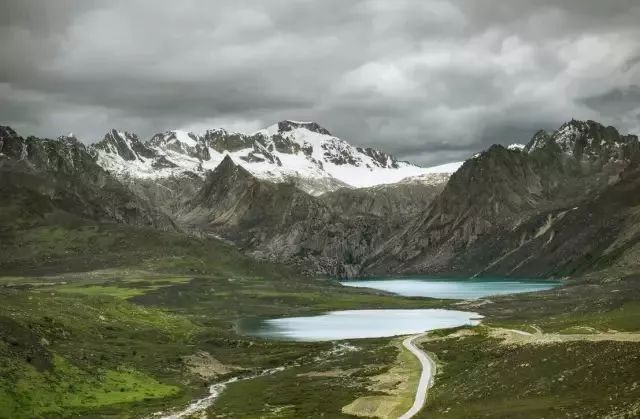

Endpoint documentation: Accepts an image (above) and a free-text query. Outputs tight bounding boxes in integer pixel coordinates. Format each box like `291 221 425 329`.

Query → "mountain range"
2 119 639 279
91 120 460 196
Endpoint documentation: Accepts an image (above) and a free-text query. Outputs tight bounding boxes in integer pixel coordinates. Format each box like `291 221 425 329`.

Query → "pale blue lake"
340 277 560 300
240 309 482 341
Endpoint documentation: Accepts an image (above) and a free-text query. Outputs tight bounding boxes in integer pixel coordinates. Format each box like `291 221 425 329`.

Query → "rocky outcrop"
356 147 400 168
202 129 257 154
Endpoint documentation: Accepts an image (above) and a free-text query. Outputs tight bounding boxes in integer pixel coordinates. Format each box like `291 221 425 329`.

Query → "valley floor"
1 223 639 418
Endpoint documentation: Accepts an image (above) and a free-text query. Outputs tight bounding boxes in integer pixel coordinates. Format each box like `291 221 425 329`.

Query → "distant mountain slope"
180 155 396 277
0 126 173 230
91 120 460 195
458 164 640 279
365 119 640 277
319 173 449 220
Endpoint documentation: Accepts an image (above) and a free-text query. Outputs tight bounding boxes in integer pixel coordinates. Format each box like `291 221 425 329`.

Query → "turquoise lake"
339 277 560 299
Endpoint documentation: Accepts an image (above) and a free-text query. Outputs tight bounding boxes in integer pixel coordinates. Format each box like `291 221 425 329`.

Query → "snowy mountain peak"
90 121 461 194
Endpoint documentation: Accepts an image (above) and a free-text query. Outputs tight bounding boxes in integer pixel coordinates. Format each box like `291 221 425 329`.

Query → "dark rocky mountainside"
458 163 640 280
365 120 640 277
180 155 402 277
319 176 447 220
0 126 173 229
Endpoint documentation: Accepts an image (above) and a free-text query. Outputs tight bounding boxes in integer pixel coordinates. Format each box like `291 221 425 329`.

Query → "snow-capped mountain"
91 120 461 195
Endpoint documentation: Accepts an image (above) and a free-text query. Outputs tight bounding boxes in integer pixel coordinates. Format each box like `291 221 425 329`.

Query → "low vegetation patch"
342 337 421 418
418 327 640 418
0 353 178 418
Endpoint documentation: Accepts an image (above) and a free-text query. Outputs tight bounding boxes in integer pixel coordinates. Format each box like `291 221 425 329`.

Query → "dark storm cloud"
581 85 640 115
1 0 640 165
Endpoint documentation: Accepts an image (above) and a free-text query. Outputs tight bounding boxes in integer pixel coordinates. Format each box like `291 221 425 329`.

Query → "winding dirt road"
398 333 436 419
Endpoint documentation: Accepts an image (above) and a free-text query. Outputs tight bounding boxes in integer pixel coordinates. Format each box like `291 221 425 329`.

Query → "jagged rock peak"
93 129 156 161
191 154 258 208
355 147 400 168
149 130 200 147
214 154 237 172
210 154 252 179
56 133 83 146
525 130 552 152
0 126 19 139
525 119 639 162
106 129 139 142
276 120 332 136
0 126 23 158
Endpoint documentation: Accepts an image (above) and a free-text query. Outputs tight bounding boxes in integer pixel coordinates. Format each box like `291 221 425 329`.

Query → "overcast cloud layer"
2 0 640 165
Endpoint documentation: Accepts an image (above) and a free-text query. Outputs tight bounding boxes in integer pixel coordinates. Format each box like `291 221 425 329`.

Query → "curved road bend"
398 333 436 419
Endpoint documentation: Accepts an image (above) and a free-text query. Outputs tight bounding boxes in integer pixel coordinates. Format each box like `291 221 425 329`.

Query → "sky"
2 0 640 166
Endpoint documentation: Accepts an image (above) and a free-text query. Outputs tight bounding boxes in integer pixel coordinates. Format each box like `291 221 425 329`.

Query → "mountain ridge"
2 118 639 279
364 119 640 277
88 120 461 196
0 126 174 230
